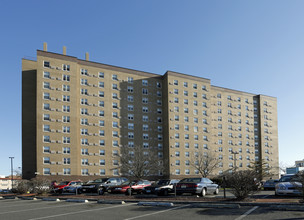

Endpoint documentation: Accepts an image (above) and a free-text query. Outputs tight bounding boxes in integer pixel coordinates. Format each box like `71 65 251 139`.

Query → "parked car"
275 174 302 196
81 177 128 194
143 179 180 196
52 180 82 194
62 181 83 194
176 177 219 197
108 180 151 195
263 179 279 190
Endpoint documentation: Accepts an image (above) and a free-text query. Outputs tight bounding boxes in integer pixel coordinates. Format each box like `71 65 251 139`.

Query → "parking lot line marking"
27 203 135 220
123 204 191 220
0 202 92 215
234 206 259 220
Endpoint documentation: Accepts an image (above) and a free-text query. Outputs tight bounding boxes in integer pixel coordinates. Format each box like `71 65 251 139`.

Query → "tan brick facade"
22 46 279 180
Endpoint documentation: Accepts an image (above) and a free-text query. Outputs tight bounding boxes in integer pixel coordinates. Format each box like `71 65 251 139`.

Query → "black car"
81 177 128 195
143 179 179 196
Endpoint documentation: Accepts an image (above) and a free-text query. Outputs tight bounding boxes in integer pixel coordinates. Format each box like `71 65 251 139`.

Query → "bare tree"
224 170 260 200
248 159 273 181
292 171 304 200
117 145 164 179
190 151 220 178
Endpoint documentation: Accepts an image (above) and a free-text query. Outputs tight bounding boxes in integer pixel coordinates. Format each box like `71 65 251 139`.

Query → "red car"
107 180 151 195
52 180 82 193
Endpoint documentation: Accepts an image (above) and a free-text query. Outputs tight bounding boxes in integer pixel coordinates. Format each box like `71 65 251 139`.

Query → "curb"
270 205 304 211
66 199 88 203
138 202 174 207
192 203 240 209
97 200 125 204
19 197 37 200
3 196 17 199
42 198 60 201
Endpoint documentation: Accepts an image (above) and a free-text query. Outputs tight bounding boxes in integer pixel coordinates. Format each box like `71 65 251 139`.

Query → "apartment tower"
22 44 279 180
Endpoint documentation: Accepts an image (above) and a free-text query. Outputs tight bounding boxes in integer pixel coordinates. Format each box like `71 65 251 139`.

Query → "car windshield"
121 181 131 186
157 180 170 185
179 178 201 183
279 175 296 182
92 178 108 183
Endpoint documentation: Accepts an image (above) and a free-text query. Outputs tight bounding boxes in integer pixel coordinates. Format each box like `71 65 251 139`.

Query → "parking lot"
1 195 304 220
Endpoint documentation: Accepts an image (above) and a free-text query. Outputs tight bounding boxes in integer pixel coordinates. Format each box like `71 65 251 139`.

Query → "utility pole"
9 157 14 190
231 151 238 171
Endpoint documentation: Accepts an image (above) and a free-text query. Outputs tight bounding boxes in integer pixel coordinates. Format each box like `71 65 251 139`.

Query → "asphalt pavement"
1 193 304 220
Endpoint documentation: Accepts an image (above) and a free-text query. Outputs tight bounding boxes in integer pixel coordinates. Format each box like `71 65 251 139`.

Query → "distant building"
0 178 12 190
286 167 304 175
295 159 304 167
22 43 279 180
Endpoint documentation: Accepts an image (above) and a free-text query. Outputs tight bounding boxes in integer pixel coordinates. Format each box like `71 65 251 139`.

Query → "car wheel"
126 188 132 196
163 189 168 196
200 188 206 197
214 187 219 195
98 188 104 195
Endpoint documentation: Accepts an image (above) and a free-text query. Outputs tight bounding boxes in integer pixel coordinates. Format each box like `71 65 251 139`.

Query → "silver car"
275 175 302 196
176 177 219 197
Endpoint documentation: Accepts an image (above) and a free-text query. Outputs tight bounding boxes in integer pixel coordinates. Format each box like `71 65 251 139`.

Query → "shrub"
30 178 51 195
224 170 260 200
13 179 31 194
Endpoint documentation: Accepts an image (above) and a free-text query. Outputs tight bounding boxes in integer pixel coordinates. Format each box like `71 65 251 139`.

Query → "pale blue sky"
1 0 303 175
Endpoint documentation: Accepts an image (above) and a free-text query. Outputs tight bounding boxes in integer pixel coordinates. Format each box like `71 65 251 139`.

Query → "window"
127 86 133 93
174 97 179 103
63 126 70 133
43 124 50 132
99 81 104 88
98 72 104 78
175 151 180 157
143 124 149 131
63 168 71 175
100 159 105 166
81 138 88 145
62 95 70 102
81 79 88 85
99 149 105 156
157 91 162 97
43 82 50 89
143 115 148 122
43 135 50 143
43 61 50 68
184 90 188 96
128 123 134 130
43 71 50 78
100 140 105 146
62 84 70 92
142 80 148 86
63 158 70 165
175 160 180 166
183 82 188 87
81 69 88 75
43 146 50 153
142 98 148 104
184 116 188 122
128 132 134 139
81 169 89 175
112 74 118 81
128 114 134 120
99 110 104 117
63 147 70 154
156 82 162 88
99 91 104 97
81 89 88 95
173 80 178 85
142 88 148 95
43 157 50 164
63 74 70 81
127 105 134 111
142 107 148 113
43 168 50 175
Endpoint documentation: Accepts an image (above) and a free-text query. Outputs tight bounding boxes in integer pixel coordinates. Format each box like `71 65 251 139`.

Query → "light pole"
9 157 14 190
231 151 238 171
